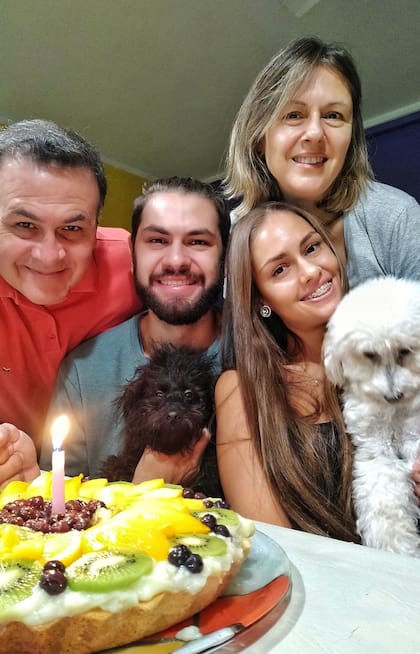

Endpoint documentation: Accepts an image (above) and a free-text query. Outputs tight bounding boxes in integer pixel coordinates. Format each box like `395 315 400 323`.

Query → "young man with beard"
36 177 230 489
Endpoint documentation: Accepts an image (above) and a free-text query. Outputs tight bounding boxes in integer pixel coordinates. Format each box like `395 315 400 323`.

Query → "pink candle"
51 415 69 515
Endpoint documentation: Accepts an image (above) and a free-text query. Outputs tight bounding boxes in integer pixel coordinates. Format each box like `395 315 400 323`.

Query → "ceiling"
1 0 419 181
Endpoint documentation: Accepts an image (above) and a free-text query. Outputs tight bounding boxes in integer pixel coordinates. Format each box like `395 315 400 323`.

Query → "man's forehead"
0 157 99 193
141 191 219 232
0 157 101 220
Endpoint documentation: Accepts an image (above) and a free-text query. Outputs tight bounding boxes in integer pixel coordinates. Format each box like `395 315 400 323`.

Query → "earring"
260 305 272 318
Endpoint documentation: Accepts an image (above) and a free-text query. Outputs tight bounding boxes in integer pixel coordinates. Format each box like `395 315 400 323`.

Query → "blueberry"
43 560 66 574
184 553 203 574
213 524 231 538
40 568 67 595
214 500 230 509
200 513 217 529
168 544 191 567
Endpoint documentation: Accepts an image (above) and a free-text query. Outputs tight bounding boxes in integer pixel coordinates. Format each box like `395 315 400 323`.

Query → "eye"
397 348 411 364
155 390 164 398
184 389 194 400
60 225 88 241
363 351 379 362
16 221 35 229
12 221 38 239
306 241 321 255
273 263 287 276
283 111 303 121
398 348 411 357
189 239 209 247
324 111 343 121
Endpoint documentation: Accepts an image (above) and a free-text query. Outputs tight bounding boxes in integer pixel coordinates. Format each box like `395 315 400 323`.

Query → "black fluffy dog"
99 344 217 483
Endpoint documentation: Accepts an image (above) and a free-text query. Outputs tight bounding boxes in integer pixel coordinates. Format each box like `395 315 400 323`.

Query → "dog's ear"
117 363 151 418
323 330 345 387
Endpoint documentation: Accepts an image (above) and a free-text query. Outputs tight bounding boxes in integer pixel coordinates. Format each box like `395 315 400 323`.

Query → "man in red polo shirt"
0 119 140 471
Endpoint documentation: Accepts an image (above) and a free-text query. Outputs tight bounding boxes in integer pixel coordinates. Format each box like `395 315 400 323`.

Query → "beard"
134 264 224 326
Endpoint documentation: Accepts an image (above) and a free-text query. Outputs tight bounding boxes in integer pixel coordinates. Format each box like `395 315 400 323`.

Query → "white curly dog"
324 276 420 556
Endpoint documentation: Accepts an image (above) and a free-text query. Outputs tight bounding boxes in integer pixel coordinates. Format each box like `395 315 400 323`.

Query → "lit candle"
51 414 69 515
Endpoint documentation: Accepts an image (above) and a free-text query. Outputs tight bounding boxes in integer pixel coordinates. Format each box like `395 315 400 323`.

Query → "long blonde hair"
222 202 358 541
224 37 373 219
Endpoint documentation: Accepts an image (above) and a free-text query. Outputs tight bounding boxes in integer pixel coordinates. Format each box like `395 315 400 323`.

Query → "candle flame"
51 414 70 450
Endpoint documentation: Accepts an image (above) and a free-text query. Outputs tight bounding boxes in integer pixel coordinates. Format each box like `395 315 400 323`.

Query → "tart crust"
0 552 248 654
0 475 252 654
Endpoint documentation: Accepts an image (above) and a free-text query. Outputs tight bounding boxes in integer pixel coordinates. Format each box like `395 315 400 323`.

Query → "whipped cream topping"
0 516 253 627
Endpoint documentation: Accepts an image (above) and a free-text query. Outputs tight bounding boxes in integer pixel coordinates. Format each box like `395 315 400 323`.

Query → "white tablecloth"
243 521 420 654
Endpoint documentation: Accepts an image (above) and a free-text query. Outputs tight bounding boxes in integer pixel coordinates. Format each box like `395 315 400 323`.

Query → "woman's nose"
299 257 321 282
303 114 324 142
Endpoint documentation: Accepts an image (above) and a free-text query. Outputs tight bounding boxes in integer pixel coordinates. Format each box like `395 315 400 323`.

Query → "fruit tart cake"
0 473 254 654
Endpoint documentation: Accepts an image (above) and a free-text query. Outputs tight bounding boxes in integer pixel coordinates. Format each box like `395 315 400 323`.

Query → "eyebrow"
141 224 217 238
6 208 88 223
259 230 318 272
287 100 350 108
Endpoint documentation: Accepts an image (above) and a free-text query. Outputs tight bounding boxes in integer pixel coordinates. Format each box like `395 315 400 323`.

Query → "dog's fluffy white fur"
324 276 420 556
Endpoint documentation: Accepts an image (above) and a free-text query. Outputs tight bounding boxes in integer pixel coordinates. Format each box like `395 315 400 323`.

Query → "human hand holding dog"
0 423 40 489
132 427 211 485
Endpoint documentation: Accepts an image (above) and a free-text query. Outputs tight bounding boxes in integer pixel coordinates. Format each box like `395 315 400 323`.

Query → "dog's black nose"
384 391 404 403
167 411 178 419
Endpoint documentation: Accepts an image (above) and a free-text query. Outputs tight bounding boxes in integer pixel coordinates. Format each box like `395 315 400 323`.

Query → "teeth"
294 156 325 164
306 281 331 300
160 280 193 286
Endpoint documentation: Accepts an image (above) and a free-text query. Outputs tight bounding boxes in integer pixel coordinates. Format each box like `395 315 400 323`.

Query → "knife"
172 623 244 654
167 574 291 654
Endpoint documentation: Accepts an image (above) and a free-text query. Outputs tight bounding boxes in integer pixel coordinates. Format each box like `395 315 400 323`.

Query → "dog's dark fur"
99 344 217 482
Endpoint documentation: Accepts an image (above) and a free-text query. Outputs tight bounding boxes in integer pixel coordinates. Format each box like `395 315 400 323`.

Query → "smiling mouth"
27 267 66 276
292 155 327 165
302 280 332 301
158 278 197 287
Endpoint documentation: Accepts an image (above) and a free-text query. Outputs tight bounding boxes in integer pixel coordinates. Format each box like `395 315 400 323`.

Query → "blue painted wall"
366 111 420 202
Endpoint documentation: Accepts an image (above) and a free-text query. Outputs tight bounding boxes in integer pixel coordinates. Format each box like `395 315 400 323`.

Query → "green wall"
102 163 149 231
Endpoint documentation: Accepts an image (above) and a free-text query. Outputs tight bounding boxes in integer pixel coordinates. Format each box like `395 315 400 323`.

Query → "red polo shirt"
0 226 140 451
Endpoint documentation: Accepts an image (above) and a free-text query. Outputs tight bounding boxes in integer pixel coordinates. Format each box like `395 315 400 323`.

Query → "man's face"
0 158 99 305
134 190 223 325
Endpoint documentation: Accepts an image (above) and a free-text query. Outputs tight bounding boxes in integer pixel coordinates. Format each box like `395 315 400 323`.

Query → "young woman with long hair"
216 202 359 542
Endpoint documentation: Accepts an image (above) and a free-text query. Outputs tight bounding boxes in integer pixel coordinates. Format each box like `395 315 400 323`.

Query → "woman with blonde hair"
216 202 358 541
224 37 420 288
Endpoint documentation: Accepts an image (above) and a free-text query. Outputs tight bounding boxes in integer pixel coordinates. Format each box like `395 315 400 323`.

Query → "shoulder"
345 182 420 249
56 315 146 398
206 338 222 376
215 370 251 445
215 369 240 398
93 227 132 266
354 181 419 213
64 315 141 365
95 226 131 244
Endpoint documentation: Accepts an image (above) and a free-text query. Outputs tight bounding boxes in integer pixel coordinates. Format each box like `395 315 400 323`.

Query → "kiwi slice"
193 507 239 527
66 550 153 593
0 559 42 610
170 533 227 557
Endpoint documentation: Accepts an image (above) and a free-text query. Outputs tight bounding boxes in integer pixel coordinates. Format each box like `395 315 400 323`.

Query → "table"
242 521 420 654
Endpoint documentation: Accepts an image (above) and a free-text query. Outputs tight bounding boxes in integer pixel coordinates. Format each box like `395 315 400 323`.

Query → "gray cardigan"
344 182 420 288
